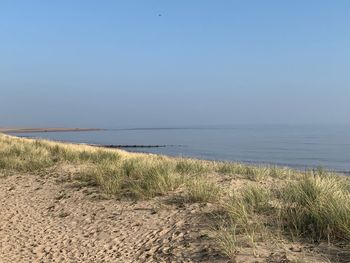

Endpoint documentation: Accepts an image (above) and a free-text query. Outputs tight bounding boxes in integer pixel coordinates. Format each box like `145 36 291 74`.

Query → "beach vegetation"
1 133 349 261
184 177 221 203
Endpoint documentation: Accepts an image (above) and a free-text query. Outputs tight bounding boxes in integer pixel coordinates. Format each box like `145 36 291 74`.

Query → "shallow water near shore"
12 124 350 172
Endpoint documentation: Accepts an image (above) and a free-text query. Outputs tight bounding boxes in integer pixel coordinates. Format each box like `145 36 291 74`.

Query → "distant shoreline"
0 128 104 134
3 129 350 174
12 134 350 175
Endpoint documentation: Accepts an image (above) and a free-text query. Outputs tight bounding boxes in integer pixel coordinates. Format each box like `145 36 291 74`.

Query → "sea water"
13 124 350 172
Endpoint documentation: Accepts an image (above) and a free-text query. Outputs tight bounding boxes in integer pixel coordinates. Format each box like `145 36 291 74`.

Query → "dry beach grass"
1 133 350 262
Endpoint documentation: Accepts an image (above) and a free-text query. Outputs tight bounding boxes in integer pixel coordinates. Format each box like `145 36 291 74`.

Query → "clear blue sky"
1 1 349 128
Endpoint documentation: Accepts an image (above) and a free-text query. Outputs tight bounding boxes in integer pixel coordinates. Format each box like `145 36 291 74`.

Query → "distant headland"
0 128 103 133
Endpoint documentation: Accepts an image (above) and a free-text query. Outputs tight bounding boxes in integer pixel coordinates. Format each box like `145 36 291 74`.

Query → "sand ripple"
0 171 224 263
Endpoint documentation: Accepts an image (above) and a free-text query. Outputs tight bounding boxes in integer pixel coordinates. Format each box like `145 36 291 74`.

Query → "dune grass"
0 134 120 172
184 177 221 203
217 173 350 260
1 133 349 260
280 173 350 241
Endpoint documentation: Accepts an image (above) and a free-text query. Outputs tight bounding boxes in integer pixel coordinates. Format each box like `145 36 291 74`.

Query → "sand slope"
0 169 225 263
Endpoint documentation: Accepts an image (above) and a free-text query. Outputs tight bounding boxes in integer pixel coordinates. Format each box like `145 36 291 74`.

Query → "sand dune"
1 135 348 262
0 168 224 263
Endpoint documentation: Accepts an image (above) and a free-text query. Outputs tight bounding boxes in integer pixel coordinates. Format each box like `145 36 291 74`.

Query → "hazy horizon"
1 1 350 128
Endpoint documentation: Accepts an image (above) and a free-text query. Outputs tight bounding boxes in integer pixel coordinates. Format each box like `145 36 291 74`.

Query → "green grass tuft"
280 174 350 241
185 178 221 203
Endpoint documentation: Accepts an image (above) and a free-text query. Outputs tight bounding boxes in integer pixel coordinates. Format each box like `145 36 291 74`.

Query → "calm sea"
13 125 350 172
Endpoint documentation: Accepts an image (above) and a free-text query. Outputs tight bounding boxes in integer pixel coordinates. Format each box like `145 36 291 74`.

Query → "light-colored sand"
1 167 342 263
0 169 224 263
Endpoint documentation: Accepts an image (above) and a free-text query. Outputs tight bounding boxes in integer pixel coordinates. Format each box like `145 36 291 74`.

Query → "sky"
0 0 349 128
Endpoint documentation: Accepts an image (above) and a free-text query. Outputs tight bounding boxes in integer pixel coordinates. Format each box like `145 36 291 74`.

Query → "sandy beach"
2 1 349 262
1 134 349 262
0 167 223 263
